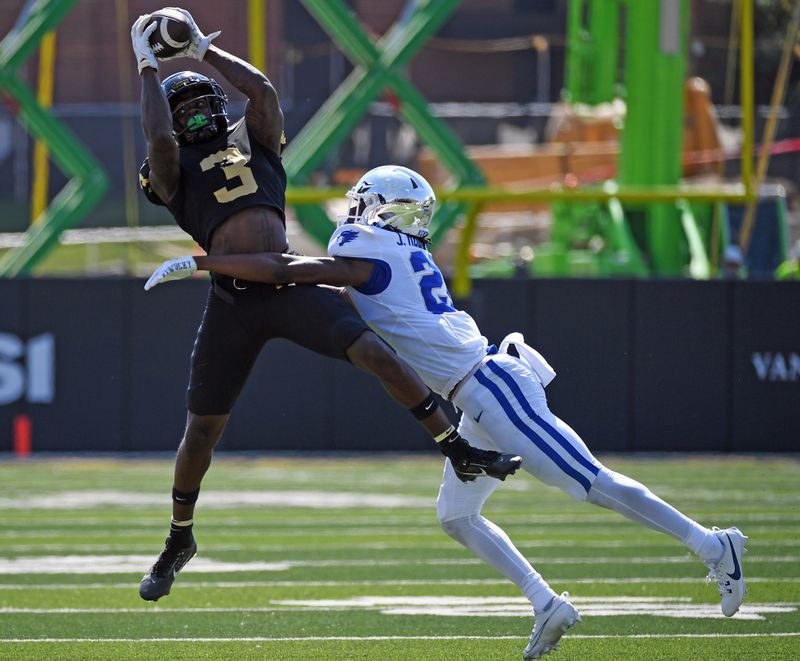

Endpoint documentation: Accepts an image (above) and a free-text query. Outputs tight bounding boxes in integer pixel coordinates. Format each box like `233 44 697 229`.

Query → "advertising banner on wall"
0 278 796 453
731 282 800 452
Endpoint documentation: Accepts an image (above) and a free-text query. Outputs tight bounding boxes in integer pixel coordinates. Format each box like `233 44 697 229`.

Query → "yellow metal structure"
738 0 799 252
285 184 751 207
740 0 754 198
248 0 267 74
31 30 57 224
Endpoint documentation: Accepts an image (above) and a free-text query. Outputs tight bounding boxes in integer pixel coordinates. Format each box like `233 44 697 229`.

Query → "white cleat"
523 592 581 659
706 526 748 617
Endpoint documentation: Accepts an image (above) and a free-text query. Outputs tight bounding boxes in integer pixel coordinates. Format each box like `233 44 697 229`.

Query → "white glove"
144 256 197 291
131 14 159 74
159 7 221 61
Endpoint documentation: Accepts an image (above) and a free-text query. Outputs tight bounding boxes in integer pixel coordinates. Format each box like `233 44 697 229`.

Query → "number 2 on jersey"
410 251 455 314
199 147 258 203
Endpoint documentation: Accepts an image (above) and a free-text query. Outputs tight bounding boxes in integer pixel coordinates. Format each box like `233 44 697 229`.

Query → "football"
147 8 192 59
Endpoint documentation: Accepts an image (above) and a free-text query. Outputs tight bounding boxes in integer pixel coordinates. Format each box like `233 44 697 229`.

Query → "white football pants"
437 353 718 605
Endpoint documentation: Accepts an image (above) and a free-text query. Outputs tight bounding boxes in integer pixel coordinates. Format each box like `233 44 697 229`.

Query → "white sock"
522 571 559 613
441 514 557 611
687 527 724 565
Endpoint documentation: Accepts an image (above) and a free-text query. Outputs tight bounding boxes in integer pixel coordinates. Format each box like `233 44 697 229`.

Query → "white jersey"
328 224 488 398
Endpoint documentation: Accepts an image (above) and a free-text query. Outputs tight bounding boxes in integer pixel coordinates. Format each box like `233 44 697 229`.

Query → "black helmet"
162 71 228 145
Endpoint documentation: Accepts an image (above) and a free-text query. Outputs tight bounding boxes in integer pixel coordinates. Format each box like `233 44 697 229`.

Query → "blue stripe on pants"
474 368 594 493
486 360 600 478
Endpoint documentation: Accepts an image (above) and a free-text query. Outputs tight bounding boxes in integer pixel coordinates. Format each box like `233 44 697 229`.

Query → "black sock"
168 518 194 546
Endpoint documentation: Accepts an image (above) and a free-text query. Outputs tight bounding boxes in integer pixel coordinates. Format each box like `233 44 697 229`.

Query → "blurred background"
0 0 798 454
1 0 798 279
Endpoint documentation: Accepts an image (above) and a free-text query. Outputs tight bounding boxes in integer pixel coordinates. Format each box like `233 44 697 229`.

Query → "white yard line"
0 554 797 574
1 538 797 553
0 598 795 621
0 576 797 589
1 490 798 522
1 633 798 643
0 490 432 510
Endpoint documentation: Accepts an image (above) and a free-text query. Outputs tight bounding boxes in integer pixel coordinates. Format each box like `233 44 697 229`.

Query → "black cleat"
139 536 197 601
453 448 522 482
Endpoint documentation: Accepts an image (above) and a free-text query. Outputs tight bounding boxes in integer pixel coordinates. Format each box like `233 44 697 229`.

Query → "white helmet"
344 165 436 240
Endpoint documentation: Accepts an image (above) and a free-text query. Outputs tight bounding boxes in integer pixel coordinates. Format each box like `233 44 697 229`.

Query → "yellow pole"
738 1 800 252
248 0 267 73
723 0 741 107
452 203 484 298
739 0 754 199
31 30 57 225
116 0 140 273
284 185 752 205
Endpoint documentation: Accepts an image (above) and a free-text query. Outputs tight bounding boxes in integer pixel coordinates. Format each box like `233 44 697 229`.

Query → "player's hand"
161 7 220 61
131 14 159 74
144 256 197 291
450 451 522 482
439 433 522 482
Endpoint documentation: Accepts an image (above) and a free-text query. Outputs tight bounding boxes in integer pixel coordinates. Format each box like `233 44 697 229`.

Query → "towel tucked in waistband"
498 332 556 387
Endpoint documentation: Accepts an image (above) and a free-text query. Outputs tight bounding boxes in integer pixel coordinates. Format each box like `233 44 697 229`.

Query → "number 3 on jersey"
410 251 455 314
199 147 258 203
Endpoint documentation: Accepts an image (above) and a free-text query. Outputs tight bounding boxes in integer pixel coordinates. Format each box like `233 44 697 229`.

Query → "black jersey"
162 117 287 250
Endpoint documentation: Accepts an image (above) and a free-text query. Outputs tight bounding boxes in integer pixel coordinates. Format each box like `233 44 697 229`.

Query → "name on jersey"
394 233 427 249
337 228 427 250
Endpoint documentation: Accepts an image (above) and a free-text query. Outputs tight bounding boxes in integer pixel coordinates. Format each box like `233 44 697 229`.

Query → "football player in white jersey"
147 165 748 658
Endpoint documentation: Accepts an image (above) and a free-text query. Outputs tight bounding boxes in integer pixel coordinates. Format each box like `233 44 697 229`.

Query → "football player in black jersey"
130 8 521 602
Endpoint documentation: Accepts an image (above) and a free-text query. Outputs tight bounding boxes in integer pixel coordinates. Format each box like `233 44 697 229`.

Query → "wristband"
409 390 439 420
434 425 458 444
435 426 470 464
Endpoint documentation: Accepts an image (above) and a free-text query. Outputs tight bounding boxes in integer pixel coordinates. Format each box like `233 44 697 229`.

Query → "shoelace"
151 540 187 577
705 565 731 592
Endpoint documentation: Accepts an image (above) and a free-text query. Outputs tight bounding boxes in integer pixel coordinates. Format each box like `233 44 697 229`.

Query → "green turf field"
0 455 798 660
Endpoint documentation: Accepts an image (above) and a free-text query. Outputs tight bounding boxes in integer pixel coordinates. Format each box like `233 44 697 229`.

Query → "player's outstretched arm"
346 338 522 484
144 253 372 291
132 15 179 203
144 255 522 481
203 45 284 153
